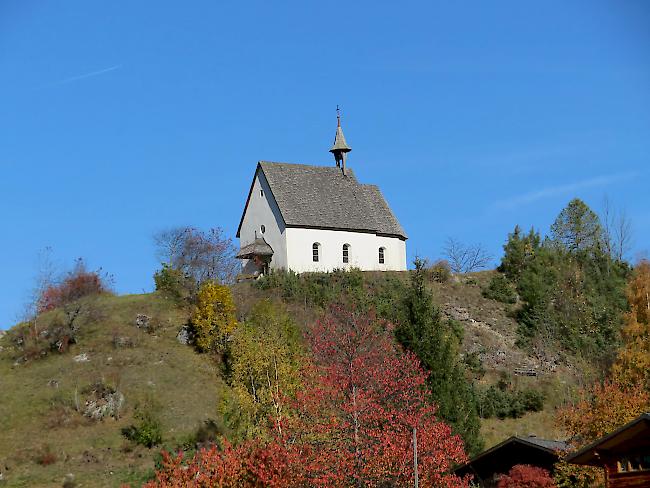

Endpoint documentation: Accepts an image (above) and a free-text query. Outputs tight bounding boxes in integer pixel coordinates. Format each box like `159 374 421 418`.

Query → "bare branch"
600 196 634 262
153 226 239 285
443 237 493 273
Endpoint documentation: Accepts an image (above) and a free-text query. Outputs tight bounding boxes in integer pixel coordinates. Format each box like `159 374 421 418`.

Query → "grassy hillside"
0 271 581 487
0 293 223 488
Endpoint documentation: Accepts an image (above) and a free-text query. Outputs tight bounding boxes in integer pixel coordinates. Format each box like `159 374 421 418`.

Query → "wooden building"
567 413 650 488
454 435 567 487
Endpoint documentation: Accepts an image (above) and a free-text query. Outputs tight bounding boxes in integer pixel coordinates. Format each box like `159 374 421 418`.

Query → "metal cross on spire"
330 106 352 174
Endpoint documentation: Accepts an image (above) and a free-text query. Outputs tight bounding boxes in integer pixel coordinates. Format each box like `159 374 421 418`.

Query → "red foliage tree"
290 307 468 487
145 308 468 487
37 259 110 313
497 465 556 488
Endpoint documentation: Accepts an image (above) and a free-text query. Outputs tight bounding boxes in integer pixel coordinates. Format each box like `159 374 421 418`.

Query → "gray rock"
135 314 151 330
176 325 192 345
83 389 124 421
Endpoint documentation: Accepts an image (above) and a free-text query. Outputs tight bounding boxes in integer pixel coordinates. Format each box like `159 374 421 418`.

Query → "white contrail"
493 172 638 210
44 64 122 87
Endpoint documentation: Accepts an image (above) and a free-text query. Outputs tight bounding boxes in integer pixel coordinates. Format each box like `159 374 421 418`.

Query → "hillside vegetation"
1 199 647 487
0 271 574 487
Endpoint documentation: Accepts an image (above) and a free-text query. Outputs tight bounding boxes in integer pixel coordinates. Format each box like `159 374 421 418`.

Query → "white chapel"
236 114 407 275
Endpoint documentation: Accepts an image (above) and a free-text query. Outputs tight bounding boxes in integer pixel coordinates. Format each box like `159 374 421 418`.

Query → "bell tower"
329 106 352 175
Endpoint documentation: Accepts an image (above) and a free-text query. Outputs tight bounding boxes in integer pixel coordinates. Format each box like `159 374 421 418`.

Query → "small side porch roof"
236 237 274 260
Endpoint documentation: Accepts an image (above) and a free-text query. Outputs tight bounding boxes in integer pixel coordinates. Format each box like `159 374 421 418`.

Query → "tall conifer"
396 258 484 456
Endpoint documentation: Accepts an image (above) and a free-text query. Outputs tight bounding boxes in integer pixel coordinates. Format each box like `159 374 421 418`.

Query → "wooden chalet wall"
604 459 650 488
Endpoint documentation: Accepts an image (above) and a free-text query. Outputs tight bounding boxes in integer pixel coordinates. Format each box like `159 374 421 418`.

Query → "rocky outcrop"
82 383 124 421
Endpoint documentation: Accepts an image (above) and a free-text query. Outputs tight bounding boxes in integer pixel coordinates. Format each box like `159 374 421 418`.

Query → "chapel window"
312 243 320 262
260 225 265 234
379 247 385 264
342 244 350 264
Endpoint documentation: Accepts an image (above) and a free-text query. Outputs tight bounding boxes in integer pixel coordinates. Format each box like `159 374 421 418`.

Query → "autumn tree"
555 379 650 487
190 281 238 352
9 257 113 361
37 258 111 313
223 299 303 439
293 306 469 487
612 260 650 390
146 307 468 487
397 258 483 456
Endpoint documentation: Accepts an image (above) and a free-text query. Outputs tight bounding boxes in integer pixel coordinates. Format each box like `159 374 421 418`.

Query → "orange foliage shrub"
37 259 110 313
497 465 556 488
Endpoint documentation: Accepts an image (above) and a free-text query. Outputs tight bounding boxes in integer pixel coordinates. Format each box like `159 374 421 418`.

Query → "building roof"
455 436 568 481
237 161 407 240
566 413 650 466
330 125 351 153
235 237 274 259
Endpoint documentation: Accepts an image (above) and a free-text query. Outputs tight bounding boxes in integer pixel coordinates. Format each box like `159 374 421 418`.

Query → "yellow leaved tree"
612 260 650 390
221 299 303 440
191 281 238 352
555 379 650 488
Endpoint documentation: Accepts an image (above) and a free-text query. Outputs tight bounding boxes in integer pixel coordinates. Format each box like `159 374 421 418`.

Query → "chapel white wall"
285 227 406 273
238 171 288 273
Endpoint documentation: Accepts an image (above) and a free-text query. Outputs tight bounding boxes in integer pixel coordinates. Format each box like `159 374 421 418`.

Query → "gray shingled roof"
330 126 351 153
250 161 406 239
236 237 274 259
523 436 569 452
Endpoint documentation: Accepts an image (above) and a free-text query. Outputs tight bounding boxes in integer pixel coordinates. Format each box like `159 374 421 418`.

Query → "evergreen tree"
550 198 602 253
501 200 629 359
396 258 484 456
499 226 541 282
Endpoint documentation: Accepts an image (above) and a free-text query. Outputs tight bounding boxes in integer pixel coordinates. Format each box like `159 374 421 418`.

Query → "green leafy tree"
223 300 303 439
396 258 484 456
550 199 602 253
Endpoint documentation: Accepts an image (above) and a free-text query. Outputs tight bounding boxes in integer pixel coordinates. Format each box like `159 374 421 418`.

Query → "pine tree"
499 226 541 282
396 258 484 456
550 198 602 253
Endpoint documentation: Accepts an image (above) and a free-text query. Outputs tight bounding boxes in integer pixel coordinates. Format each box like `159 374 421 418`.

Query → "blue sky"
1 1 649 328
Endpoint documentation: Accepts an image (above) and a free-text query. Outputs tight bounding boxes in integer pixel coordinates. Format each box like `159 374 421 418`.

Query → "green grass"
0 293 223 488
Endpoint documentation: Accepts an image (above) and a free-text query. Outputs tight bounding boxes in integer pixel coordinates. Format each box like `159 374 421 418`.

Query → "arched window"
260 224 266 234
342 244 350 264
312 243 320 262
379 247 385 264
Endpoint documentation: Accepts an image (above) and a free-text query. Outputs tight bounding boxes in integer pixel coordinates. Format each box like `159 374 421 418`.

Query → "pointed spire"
330 106 351 174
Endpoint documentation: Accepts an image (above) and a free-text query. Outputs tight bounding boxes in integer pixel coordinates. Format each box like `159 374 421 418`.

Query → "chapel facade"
236 113 407 275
